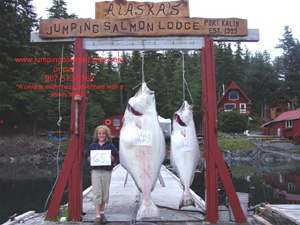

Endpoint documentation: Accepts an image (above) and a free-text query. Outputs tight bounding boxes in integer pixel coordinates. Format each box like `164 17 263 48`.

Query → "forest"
1 0 300 135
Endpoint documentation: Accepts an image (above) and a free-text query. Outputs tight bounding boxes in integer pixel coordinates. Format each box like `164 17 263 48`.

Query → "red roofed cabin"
218 81 251 115
262 109 300 144
265 97 292 121
102 114 124 137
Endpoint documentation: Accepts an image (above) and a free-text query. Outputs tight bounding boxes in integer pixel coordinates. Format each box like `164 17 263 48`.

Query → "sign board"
133 130 152 146
90 150 111 166
95 1 189 19
39 18 247 38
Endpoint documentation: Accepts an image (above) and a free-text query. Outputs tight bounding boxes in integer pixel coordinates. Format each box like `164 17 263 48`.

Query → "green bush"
218 111 248 133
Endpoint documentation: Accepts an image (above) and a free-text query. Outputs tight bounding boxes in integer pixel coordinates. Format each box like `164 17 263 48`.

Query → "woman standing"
85 125 119 224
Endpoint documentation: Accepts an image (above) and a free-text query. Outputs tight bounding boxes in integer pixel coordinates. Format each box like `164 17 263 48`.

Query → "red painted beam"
46 39 87 221
201 37 247 223
68 39 87 221
201 37 219 223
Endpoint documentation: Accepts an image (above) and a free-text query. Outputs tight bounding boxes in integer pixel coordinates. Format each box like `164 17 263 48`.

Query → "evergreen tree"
233 42 246 89
179 51 201 129
100 52 121 116
84 52 106 133
47 0 77 19
123 51 142 102
118 51 131 112
0 0 38 133
27 0 78 132
275 26 300 108
163 50 185 117
0 0 80 134
143 51 168 117
214 42 236 99
244 51 280 121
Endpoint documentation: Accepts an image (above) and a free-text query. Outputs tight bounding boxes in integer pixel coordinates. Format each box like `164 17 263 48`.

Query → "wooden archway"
32 35 257 223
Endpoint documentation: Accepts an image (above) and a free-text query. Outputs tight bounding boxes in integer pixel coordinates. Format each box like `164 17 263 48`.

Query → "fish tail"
179 190 196 209
136 198 160 220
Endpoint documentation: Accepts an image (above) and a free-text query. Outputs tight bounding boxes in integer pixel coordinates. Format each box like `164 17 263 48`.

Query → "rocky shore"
0 136 65 164
0 134 299 165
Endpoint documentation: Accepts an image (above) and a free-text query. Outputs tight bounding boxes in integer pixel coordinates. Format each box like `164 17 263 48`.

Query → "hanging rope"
132 78 155 90
57 44 64 127
181 51 185 101
181 51 194 105
141 51 145 84
44 43 64 212
56 43 64 171
140 51 146 93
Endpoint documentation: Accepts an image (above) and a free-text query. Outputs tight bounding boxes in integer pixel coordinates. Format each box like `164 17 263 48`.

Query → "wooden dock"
9 165 300 224
254 204 300 225
5 165 207 225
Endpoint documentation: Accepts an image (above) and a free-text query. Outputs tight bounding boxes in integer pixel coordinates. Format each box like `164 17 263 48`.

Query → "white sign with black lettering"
90 150 111 166
133 130 152 146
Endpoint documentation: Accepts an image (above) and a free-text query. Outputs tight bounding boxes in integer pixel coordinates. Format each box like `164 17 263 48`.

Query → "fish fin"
179 192 196 209
181 128 186 137
136 198 160 220
135 118 142 129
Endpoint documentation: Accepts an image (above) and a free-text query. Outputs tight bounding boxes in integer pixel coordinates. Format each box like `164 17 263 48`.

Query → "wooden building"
265 97 291 121
262 109 300 144
218 81 251 115
101 114 124 137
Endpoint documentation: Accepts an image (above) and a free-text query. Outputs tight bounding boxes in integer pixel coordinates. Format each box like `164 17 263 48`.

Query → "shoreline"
1 134 299 165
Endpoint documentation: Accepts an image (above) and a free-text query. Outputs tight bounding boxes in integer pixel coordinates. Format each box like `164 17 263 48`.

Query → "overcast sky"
32 0 300 60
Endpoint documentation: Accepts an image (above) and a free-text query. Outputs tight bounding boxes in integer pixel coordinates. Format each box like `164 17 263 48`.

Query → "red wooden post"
201 37 219 223
68 39 87 221
46 39 87 221
201 37 247 223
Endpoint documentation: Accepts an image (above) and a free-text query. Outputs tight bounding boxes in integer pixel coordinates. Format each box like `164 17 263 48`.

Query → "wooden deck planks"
7 164 300 225
82 165 205 223
268 204 300 225
14 165 205 224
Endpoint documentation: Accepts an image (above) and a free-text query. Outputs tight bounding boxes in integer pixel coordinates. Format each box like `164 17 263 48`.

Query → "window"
229 90 238 100
276 108 282 113
279 174 283 184
113 118 120 126
240 103 246 113
285 120 292 128
278 99 285 105
288 182 296 193
224 104 235 111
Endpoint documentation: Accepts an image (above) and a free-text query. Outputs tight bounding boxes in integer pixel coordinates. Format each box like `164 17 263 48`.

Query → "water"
1 154 300 223
190 156 300 207
0 162 91 224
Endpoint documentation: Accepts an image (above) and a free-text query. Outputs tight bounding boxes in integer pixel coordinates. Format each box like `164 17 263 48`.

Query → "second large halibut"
170 101 200 208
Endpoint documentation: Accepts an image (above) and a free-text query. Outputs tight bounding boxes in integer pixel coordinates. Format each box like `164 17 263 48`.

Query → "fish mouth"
128 104 142 116
174 113 186 127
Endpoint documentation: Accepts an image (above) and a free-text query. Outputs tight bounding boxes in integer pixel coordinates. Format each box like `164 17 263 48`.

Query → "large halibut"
119 82 166 219
170 101 200 208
